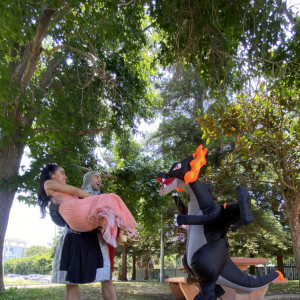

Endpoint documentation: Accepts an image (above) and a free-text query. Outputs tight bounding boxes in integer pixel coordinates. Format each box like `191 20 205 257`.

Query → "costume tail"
218 257 280 291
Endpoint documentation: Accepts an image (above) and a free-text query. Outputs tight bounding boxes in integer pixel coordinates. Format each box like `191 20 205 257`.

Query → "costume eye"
173 163 181 171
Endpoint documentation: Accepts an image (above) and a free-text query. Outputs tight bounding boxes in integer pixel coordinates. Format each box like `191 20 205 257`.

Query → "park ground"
0 280 300 300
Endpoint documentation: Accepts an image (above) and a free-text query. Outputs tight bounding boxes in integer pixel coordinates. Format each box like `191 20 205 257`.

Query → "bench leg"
178 283 227 300
179 282 200 300
167 282 186 300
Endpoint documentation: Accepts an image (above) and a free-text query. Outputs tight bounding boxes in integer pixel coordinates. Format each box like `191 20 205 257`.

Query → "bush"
4 253 52 275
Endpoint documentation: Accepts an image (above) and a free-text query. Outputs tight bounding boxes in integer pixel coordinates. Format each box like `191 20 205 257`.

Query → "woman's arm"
44 180 91 198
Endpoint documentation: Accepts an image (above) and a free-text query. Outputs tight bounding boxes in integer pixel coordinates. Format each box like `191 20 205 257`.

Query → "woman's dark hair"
37 163 60 218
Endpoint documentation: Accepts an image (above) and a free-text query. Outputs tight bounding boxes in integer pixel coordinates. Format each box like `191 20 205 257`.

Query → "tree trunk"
144 263 149 280
276 249 285 277
144 254 149 280
289 194 300 286
131 254 136 280
249 253 255 275
160 211 165 283
121 244 127 281
0 7 56 291
0 141 25 291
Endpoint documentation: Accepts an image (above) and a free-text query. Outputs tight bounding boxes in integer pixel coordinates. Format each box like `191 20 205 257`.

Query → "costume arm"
177 205 222 226
44 180 91 198
173 193 188 215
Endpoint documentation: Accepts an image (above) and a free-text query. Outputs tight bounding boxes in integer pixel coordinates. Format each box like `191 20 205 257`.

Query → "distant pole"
160 114 165 283
160 210 165 283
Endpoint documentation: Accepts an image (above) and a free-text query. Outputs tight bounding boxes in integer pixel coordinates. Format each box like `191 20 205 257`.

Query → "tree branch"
215 179 280 186
21 8 56 84
72 127 114 136
79 167 119 180
270 145 299 192
43 44 105 74
33 126 113 135
80 166 91 173
55 147 69 153
39 55 62 90
102 174 119 180
119 0 135 6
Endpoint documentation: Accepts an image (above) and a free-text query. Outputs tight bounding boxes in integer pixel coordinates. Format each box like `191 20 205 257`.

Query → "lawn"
1 279 299 300
267 280 300 296
1 280 174 300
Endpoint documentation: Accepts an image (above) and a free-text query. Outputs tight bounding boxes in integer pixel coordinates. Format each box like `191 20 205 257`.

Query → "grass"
1 279 299 300
267 280 300 295
1 280 174 300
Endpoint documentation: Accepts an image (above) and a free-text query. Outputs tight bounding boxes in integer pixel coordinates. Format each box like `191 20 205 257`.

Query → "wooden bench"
165 276 200 300
165 257 287 300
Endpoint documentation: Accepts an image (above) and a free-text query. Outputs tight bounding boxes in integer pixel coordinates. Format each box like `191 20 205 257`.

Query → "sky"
4 0 299 249
5 199 57 247
5 147 59 248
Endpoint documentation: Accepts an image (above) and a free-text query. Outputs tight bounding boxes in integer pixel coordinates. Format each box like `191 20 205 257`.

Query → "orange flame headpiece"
184 145 207 185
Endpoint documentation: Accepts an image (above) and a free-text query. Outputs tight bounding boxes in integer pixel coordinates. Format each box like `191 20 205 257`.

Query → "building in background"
3 237 27 262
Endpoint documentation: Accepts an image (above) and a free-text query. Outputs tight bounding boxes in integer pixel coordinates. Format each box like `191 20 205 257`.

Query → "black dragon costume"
156 145 283 300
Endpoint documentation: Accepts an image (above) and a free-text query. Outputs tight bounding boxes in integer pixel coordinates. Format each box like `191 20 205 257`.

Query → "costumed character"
156 145 283 300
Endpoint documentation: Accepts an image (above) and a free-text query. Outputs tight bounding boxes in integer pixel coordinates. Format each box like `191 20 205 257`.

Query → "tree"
4 253 52 275
101 134 185 280
227 203 291 258
25 245 50 257
149 64 205 161
0 1 158 290
198 80 300 281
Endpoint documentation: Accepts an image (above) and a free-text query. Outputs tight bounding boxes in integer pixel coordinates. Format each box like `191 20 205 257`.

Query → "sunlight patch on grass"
4 278 39 285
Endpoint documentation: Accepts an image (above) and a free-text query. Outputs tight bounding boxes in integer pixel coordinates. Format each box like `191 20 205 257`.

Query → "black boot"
235 186 253 226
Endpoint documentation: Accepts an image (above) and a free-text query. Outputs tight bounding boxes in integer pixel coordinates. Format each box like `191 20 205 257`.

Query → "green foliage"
103 135 165 230
198 82 300 192
228 202 291 257
25 246 51 257
149 65 205 162
4 253 52 275
197 75 300 278
0 0 159 188
100 133 185 264
147 0 292 94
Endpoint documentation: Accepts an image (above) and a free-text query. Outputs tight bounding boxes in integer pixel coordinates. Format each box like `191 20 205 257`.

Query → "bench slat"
165 277 198 283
